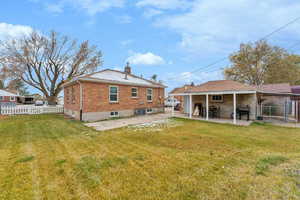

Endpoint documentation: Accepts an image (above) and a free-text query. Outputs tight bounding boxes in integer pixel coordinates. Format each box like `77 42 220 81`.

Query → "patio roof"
170 80 256 95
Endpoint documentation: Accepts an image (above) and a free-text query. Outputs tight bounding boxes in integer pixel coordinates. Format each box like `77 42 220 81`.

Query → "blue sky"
1 0 300 93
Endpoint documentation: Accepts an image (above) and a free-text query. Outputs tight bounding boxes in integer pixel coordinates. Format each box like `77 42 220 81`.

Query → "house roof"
257 83 292 94
0 89 19 97
291 85 300 94
169 85 194 94
170 80 300 95
173 80 256 94
64 69 166 88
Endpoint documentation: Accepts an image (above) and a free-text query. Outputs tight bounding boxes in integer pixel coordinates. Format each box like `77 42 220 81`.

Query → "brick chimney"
124 62 131 74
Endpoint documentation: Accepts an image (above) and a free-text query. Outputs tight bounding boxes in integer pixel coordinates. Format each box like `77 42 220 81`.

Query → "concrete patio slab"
173 112 252 126
85 113 171 131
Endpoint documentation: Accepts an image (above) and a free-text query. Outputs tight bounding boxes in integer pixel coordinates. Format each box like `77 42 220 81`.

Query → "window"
147 88 153 102
211 95 223 102
110 111 119 117
109 86 119 102
131 87 138 98
0 96 3 101
146 108 153 113
10 96 16 101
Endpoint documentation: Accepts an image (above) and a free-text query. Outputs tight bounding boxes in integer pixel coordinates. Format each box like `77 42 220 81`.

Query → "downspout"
77 81 83 121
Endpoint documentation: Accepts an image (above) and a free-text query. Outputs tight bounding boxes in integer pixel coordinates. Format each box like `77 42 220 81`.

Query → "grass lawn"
1 115 300 200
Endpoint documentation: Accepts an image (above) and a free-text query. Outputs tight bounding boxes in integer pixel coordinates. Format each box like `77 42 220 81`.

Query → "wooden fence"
0 106 64 115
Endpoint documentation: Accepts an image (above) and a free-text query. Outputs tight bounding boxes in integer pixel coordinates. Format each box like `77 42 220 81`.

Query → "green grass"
255 155 288 175
1 114 300 199
15 155 35 163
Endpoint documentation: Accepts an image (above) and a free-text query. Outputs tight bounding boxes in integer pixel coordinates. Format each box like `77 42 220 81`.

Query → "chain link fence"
259 101 296 122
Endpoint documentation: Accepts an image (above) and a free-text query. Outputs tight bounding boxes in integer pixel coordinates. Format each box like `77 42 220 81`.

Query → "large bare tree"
0 31 102 104
224 40 300 86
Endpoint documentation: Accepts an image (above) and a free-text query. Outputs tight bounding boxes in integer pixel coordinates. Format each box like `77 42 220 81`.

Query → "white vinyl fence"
0 105 64 115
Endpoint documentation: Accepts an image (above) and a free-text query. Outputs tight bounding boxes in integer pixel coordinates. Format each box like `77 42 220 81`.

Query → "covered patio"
169 80 258 125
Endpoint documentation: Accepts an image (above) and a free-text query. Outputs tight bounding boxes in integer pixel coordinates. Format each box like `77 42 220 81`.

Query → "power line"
168 16 300 81
190 40 300 75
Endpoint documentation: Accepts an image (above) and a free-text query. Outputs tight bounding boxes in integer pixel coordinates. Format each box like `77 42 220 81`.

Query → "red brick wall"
82 82 164 112
64 83 81 112
0 96 17 103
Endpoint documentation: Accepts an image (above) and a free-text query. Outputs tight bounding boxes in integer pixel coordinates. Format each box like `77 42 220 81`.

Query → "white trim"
109 85 119 103
147 88 153 102
66 77 166 88
211 95 223 103
131 87 138 98
206 94 209 120
146 108 153 113
171 96 174 116
189 94 192 118
110 111 119 117
170 90 257 96
233 92 237 124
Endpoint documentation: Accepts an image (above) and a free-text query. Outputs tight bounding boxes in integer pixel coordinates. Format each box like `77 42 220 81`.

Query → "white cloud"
121 39 133 46
115 15 132 24
154 0 300 55
165 69 223 89
0 23 33 41
45 3 64 14
143 8 163 18
136 0 191 10
46 0 125 16
126 52 165 65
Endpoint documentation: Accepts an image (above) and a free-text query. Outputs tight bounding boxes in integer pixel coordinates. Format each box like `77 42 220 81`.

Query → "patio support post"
206 94 209 120
189 94 192 118
171 95 174 117
233 92 237 124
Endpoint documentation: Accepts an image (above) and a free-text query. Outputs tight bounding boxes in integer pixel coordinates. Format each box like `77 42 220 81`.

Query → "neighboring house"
170 80 300 123
63 65 166 121
0 89 19 106
169 85 193 110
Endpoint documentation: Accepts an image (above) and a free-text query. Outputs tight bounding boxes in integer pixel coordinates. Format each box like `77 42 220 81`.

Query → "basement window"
146 108 153 113
0 96 3 101
211 95 223 102
10 96 16 101
110 111 119 117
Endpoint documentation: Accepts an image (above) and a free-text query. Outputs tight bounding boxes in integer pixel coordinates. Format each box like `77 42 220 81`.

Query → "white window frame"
10 96 16 101
131 87 138 98
147 88 153 102
0 96 3 101
211 95 223 103
146 108 153 113
110 111 119 117
109 86 119 103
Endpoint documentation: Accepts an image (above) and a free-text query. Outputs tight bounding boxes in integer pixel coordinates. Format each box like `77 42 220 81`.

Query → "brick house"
63 66 166 121
0 89 18 106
